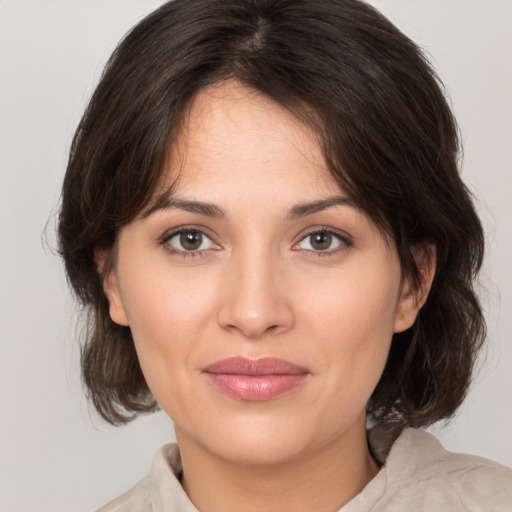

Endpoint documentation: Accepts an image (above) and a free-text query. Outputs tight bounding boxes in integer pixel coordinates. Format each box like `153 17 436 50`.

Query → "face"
104 81 423 465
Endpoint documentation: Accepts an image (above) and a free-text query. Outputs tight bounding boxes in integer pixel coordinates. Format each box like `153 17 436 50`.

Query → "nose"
217 250 295 340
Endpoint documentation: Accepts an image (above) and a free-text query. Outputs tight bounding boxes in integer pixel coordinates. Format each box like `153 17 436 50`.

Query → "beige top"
97 427 512 511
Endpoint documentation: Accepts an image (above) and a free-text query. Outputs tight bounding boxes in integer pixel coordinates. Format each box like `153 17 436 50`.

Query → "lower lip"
204 373 309 401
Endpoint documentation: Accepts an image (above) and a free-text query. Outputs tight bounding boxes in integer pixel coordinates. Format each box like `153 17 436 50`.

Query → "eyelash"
159 226 220 259
158 226 353 259
293 228 353 257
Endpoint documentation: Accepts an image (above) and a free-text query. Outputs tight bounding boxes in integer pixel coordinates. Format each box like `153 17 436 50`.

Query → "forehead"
161 81 341 201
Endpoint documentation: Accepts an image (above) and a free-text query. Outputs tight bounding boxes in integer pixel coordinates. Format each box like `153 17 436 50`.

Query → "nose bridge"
217 243 294 339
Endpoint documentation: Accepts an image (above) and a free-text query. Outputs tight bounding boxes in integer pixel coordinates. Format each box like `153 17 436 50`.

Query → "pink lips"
202 357 310 401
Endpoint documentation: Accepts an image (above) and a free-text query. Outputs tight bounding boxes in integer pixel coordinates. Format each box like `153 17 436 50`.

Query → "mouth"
202 357 310 401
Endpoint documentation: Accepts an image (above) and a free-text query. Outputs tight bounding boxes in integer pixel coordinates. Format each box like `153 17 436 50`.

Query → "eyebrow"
142 194 355 220
142 196 225 218
286 196 356 219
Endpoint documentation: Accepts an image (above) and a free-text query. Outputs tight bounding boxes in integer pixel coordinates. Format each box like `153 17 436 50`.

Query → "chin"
185 413 328 466
213 435 310 466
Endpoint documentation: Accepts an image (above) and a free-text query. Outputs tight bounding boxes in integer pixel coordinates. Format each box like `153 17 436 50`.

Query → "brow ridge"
143 194 354 220
142 196 225 218
287 196 355 219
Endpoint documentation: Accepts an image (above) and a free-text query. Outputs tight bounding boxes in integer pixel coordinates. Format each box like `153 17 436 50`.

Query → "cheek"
304 263 400 337
120 257 217 334
300 262 400 380
116 260 221 392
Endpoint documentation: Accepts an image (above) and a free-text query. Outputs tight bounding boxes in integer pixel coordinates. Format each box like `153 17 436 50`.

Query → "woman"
58 0 511 510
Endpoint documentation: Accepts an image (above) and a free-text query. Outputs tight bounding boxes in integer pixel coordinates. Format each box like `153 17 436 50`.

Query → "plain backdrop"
0 1 511 511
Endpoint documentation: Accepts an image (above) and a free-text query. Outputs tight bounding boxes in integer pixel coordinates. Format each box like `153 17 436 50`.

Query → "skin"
102 81 434 511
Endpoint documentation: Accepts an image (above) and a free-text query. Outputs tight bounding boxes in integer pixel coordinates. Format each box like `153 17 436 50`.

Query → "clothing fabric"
97 427 512 511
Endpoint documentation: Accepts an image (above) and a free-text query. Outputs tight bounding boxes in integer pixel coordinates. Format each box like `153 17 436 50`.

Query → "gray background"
1 1 511 510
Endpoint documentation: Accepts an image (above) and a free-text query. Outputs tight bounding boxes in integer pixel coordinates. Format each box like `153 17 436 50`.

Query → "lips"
202 357 310 401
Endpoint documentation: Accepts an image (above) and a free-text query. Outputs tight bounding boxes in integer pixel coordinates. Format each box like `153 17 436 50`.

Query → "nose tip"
217 263 294 340
220 314 285 340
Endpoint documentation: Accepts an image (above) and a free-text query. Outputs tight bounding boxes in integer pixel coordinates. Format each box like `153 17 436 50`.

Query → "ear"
94 248 129 326
394 243 436 333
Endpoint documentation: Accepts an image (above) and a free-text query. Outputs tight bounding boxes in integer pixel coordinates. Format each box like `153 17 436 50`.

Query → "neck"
176 417 379 512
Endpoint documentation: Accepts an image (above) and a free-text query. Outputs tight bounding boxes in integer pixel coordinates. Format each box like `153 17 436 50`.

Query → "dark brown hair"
59 0 485 426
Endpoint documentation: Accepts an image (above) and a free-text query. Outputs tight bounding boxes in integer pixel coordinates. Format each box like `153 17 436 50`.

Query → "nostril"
216 278 295 339
220 320 290 340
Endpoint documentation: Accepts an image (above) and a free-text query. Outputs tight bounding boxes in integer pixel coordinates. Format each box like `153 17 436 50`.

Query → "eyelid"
159 225 221 256
157 224 352 259
292 227 353 253
160 225 209 241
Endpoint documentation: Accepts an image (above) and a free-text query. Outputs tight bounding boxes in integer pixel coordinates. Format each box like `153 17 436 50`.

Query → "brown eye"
295 229 347 253
309 231 332 251
165 229 216 253
180 230 203 251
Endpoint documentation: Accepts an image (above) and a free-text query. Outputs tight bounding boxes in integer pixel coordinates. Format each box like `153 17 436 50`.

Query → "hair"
59 0 485 427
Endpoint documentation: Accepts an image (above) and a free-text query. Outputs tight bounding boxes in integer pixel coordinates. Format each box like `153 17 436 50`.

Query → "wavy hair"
59 0 485 426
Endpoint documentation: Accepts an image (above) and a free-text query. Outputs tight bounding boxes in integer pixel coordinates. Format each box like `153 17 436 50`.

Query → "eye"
163 229 217 253
294 229 350 253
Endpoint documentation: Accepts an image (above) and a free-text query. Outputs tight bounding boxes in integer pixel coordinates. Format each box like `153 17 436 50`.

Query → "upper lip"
202 357 309 376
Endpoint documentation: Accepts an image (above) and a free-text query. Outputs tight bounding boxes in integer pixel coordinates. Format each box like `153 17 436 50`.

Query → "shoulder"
95 443 194 512
380 428 512 511
96 477 150 512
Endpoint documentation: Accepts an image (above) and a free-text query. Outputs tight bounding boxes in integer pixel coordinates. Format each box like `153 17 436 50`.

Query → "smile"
202 357 310 401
